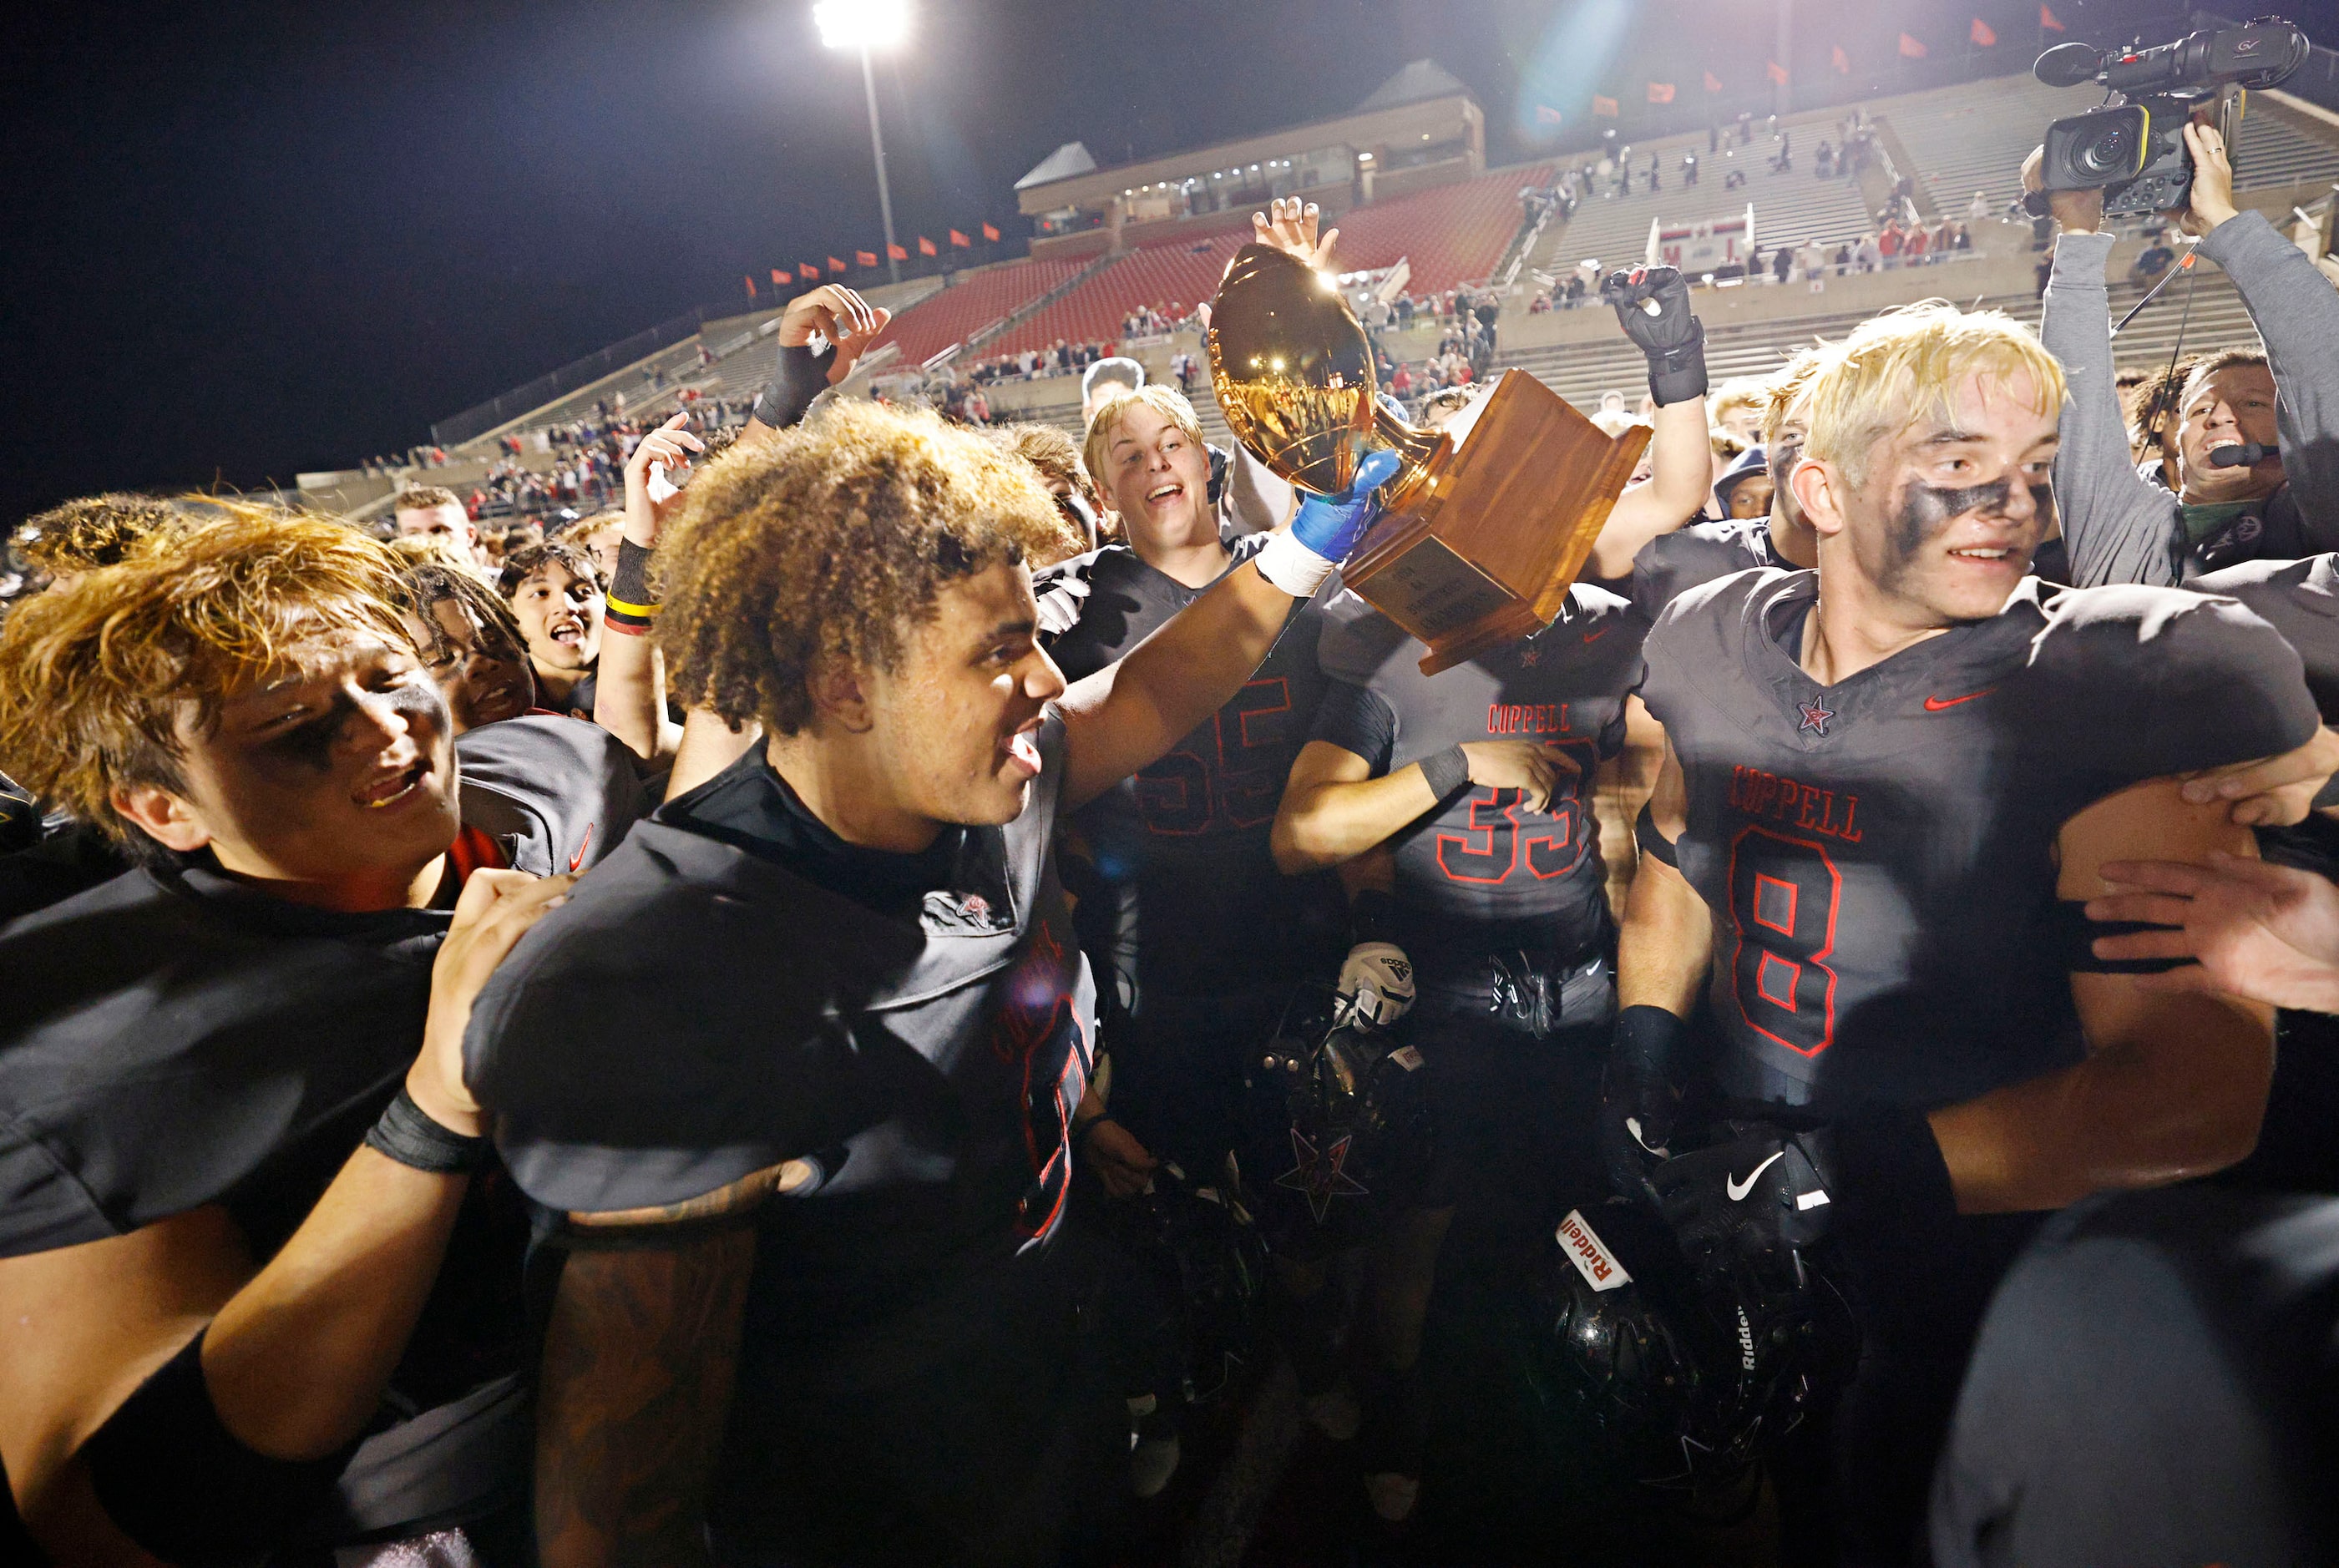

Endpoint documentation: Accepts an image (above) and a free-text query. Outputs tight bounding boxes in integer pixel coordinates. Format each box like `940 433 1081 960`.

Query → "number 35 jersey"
1639 569 2317 1114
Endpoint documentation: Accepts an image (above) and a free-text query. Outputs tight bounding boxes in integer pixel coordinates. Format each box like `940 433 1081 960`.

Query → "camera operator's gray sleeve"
2038 230 2185 587
2198 208 2339 551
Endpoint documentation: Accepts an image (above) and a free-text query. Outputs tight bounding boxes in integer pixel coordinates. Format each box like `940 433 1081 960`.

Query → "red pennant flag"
744 274 757 299
918 235 937 256
1900 32 1928 58
829 256 847 273
1832 44 1850 73
771 269 785 286
888 242 909 260
857 249 878 267
1703 70 1724 93
1971 18 1997 46
2040 4 2065 30
800 263 819 281
981 220 1000 242
1592 94 1619 117
1534 103 1564 125
1767 59 1790 84
949 229 970 248
1648 81 1676 104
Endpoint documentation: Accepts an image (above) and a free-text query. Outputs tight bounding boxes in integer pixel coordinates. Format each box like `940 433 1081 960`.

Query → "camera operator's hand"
2178 120 2241 236
1602 266 1708 407
2022 145 2102 235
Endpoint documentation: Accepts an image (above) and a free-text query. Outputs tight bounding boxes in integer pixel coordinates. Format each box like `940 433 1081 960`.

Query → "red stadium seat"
880 255 1094 367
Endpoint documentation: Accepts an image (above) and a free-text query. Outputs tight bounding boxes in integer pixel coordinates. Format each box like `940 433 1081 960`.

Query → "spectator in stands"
1683 149 1699 186
1835 241 1852 277
2035 123 2339 581
1879 217 1906 266
2134 235 2178 281
1798 236 1830 282
1856 231 1882 272
1905 221 1931 266
394 485 491 571
1968 190 1992 224
1815 139 1835 180
498 542 604 721
1772 245 1793 286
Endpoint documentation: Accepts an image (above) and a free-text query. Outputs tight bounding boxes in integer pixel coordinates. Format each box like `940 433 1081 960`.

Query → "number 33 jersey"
1310 582 1647 947
1639 569 2318 1114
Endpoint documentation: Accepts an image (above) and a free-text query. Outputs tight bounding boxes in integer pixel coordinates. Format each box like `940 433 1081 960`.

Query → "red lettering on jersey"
1727 766 1862 843
1485 701 1570 736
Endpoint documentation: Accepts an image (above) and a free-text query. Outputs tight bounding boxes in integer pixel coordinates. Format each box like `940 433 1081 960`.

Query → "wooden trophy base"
1340 370 1651 675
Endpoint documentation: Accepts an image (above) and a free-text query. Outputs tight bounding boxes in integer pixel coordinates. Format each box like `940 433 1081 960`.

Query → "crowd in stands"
8 116 2339 1568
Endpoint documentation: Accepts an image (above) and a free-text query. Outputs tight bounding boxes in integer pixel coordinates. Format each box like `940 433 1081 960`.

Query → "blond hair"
1762 345 1835 449
0 504 411 847
393 484 461 513
1800 301 2066 488
1082 385 1206 497
1706 377 1769 429
13 493 183 576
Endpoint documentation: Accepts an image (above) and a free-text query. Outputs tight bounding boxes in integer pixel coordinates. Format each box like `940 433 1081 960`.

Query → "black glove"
1602 266 1709 407
752 341 835 432
1597 1005 1685 1201
1649 1120 1838 1275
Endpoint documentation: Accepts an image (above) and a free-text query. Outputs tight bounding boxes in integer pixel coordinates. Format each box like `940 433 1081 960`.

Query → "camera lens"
2078 123 2133 177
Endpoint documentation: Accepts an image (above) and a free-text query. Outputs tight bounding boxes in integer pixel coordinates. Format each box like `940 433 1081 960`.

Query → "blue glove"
1291 448 1403 564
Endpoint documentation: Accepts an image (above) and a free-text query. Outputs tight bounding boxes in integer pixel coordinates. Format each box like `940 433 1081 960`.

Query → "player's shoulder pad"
1630 518 1769 621
2032 582 2320 764
456 714 646 876
1314 584 1417 685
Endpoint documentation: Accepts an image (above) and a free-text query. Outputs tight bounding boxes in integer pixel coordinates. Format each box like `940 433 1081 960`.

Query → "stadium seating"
1531 114 1876 281
878 255 1096 367
985 164 1552 359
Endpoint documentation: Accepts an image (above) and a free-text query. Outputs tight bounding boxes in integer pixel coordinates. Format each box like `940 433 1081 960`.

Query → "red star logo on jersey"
1277 1128 1369 1222
1796 697 1836 737
1518 647 1541 667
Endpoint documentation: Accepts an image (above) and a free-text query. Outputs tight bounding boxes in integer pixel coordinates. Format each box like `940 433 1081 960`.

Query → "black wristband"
1633 800 1679 868
84 1328 357 1562
1647 320 1709 407
364 1085 489 1175
1612 1004 1688 1080
1829 1106 1958 1252
1350 887 1400 947
752 341 834 431
1418 744 1471 802
610 539 656 608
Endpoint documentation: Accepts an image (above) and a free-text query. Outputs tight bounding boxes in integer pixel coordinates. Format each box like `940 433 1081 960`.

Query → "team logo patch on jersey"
1556 1207 1633 1292
1278 1128 1369 1222
1795 697 1836 737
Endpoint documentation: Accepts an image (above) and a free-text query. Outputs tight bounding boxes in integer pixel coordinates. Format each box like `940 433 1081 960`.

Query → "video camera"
2033 17 2309 216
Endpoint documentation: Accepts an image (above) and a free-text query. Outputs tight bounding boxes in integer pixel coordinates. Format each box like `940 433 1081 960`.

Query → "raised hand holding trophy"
1207 210 1648 675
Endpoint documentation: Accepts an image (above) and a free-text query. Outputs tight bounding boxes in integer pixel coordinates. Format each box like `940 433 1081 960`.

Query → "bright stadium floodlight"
816 0 911 283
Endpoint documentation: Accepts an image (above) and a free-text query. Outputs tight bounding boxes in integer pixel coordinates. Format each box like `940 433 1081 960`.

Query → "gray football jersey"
1630 519 1783 625
1314 583 1647 946
1640 569 2317 1112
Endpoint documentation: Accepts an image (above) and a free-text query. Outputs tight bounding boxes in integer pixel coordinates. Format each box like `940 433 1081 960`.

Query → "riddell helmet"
1532 1199 1853 1500
1242 984 1435 1259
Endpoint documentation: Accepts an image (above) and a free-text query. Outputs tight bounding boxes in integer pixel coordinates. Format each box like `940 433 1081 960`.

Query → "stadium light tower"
814 0 909 285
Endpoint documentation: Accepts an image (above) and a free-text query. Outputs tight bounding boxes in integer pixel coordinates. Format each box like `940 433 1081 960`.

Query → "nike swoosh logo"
1923 685 1998 711
567 822 595 874
1583 626 1613 645
1725 1150 1785 1201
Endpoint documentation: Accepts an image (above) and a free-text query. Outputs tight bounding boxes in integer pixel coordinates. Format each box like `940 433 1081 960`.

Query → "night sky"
3 0 2310 521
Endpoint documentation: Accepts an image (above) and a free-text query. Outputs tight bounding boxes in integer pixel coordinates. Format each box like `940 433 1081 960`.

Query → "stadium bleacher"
880 255 1096 367
1530 113 1876 281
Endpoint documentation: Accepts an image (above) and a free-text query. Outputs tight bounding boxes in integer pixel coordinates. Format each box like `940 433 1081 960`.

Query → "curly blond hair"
657 401 1078 736
13 493 183 576
0 503 412 846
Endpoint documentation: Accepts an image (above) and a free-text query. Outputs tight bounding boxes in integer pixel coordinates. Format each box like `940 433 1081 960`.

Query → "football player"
1611 301 2331 1560
0 510 571 1564
464 398 1397 1568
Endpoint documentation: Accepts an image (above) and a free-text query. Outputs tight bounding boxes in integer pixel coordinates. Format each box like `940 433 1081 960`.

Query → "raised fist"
1603 266 1709 407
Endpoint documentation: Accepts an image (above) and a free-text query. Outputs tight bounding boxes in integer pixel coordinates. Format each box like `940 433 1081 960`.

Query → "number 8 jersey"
1638 569 2319 1113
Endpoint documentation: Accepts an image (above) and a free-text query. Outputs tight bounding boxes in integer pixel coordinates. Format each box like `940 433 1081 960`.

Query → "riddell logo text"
1488 701 1569 736
1556 1208 1633 1292
1729 766 1863 843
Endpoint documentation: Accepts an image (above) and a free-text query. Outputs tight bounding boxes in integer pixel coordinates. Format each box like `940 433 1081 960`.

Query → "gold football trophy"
1208 243 1650 674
